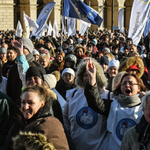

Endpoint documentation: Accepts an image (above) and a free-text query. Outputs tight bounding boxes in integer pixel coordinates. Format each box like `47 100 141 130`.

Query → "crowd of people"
0 28 150 150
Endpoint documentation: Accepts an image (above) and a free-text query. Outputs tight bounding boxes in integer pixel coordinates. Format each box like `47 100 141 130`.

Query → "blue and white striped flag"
31 2 55 37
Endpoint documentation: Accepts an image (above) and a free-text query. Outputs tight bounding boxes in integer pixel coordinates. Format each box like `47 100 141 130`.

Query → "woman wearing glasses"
84 59 146 150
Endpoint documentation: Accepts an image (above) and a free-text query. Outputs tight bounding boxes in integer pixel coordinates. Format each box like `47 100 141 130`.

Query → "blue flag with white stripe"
63 0 103 27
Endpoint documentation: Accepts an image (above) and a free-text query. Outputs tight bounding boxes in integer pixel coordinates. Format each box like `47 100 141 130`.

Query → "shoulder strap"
72 89 78 98
108 91 111 101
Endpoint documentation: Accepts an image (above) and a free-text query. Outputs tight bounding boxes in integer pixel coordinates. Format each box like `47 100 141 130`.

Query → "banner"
15 20 23 38
128 0 150 45
67 17 76 37
31 2 55 36
79 21 91 36
53 18 58 37
23 12 39 38
118 8 124 33
47 21 53 36
63 0 103 27
61 16 66 35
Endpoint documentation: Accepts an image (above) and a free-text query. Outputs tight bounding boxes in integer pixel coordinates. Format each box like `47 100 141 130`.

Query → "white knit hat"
33 49 40 56
62 68 75 77
108 59 120 69
44 74 57 89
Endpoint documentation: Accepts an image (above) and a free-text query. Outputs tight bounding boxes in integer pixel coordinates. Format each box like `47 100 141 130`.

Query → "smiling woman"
4 85 69 150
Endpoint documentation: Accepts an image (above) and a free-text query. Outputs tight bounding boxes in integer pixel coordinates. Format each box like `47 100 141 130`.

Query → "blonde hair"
39 54 50 66
104 52 115 60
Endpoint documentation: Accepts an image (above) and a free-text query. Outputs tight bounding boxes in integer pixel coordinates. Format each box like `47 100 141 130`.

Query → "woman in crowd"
50 52 65 73
84 59 146 150
121 91 150 150
56 68 76 100
107 59 120 91
4 85 69 150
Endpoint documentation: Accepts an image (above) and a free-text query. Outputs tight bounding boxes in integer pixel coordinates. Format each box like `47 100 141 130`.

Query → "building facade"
0 0 133 31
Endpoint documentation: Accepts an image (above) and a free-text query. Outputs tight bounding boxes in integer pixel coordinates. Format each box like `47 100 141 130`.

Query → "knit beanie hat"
108 59 120 69
44 71 60 89
26 66 45 81
99 57 109 65
62 68 75 77
22 38 34 53
33 49 40 56
0 47 7 54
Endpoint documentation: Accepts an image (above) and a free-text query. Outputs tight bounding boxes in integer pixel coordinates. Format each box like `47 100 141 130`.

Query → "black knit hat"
99 57 109 65
26 66 45 81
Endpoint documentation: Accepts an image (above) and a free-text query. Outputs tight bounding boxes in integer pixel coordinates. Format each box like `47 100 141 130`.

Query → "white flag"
23 12 39 38
118 8 124 33
15 20 23 38
79 21 91 36
61 16 66 35
31 2 55 37
47 21 53 36
53 18 58 37
67 17 76 37
128 0 150 45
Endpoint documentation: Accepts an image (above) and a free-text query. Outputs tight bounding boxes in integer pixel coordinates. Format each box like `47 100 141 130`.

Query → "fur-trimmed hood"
75 57 107 89
73 45 86 55
118 56 144 78
13 131 56 150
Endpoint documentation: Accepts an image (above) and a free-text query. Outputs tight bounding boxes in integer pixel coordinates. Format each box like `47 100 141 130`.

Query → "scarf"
114 94 141 107
135 115 150 150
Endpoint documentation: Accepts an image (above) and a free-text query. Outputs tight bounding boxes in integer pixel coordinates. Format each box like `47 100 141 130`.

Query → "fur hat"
73 45 86 55
12 131 56 150
118 56 144 78
22 38 34 53
75 57 107 89
44 71 60 89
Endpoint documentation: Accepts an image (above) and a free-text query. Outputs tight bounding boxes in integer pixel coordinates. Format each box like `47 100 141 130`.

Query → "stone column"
0 2 14 30
19 4 30 26
106 6 111 30
125 6 132 29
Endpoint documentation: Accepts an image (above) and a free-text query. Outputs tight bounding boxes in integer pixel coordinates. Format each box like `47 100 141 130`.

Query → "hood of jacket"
13 131 56 150
118 56 144 78
75 57 107 89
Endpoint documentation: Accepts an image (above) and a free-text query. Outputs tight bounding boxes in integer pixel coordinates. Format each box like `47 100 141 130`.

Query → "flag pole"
61 1 64 48
86 0 91 46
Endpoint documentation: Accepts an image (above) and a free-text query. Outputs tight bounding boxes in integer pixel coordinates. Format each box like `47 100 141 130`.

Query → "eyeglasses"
121 81 139 86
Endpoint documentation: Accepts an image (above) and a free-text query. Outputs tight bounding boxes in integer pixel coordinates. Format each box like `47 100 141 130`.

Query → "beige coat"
121 126 150 150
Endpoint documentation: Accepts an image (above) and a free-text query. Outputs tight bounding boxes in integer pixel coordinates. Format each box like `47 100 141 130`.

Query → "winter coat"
0 91 14 150
50 59 65 73
2 58 17 77
4 100 69 150
56 78 76 100
121 115 150 150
